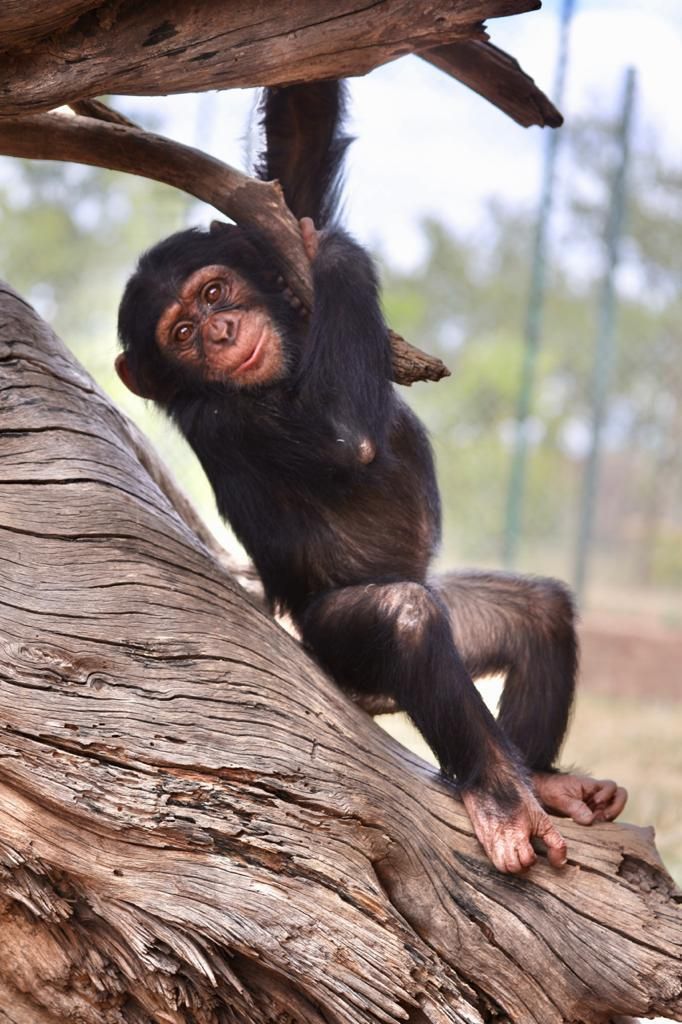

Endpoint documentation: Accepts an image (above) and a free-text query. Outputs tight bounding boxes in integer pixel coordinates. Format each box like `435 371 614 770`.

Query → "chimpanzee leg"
297 580 568 872
299 581 516 792
431 571 577 772
432 571 627 824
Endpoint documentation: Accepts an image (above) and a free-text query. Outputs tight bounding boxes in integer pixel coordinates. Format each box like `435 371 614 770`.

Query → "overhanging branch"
422 39 563 128
0 0 555 125
0 109 449 386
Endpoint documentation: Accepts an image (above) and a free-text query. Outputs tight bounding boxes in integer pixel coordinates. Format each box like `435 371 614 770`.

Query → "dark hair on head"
117 222 285 399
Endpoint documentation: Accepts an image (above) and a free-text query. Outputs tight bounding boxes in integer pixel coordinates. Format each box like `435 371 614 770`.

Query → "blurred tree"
0 159 188 372
382 120 682 592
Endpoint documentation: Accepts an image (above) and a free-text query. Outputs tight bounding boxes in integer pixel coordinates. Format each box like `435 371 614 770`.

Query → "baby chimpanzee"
116 81 626 873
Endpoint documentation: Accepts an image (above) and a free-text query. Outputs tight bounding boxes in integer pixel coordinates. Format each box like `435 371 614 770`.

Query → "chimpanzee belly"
275 477 437 607
202 397 440 613
245 420 440 613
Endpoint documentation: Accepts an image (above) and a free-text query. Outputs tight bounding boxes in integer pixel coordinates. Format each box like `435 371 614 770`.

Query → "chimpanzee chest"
234 449 440 615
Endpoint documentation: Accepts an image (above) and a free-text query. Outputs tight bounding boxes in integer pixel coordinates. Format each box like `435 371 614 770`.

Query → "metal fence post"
502 0 575 568
573 67 636 603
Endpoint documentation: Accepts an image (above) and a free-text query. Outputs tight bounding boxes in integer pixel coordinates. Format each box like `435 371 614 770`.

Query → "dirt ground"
579 610 682 701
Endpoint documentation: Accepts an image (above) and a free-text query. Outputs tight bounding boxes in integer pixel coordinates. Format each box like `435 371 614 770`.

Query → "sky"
118 0 682 271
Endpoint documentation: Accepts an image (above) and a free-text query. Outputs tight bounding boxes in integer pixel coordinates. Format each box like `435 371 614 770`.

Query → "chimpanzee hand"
462 784 568 874
274 218 321 317
299 216 320 263
533 772 628 825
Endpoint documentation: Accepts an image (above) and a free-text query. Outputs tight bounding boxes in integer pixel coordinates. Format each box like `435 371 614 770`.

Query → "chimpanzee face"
154 264 286 389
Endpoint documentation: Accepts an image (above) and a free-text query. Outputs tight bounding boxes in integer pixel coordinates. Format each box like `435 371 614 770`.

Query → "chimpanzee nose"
205 312 238 345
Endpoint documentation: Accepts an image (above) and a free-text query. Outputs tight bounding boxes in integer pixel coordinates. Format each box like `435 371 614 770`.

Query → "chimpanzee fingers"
537 819 568 868
299 216 319 262
586 779 627 820
491 841 525 875
585 780 615 821
504 849 524 874
489 849 510 874
490 831 537 874
588 778 618 807
497 837 538 874
278 282 299 307
602 785 628 819
517 841 537 872
563 798 596 826
275 275 309 317
463 796 529 873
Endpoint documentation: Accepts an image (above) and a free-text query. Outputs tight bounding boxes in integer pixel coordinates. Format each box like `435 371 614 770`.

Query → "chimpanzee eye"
173 322 194 346
203 281 223 305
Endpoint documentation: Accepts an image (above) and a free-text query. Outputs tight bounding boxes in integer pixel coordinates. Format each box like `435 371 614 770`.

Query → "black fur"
254 81 352 227
433 572 578 772
118 80 578 808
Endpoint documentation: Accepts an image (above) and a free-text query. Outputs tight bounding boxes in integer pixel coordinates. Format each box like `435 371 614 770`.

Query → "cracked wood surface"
0 281 681 1023
0 1 560 130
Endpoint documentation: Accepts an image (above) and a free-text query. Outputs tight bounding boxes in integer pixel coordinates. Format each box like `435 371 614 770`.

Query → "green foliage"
653 529 682 587
0 147 232 549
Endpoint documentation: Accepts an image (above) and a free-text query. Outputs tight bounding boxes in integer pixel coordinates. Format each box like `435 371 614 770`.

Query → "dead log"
0 283 681 1023
0 1 561 130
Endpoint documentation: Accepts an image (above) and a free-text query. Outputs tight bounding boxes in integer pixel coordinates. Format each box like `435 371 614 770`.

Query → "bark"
0 110 449 387
0 0 96 48
1 285 681 1024
0 1 560 130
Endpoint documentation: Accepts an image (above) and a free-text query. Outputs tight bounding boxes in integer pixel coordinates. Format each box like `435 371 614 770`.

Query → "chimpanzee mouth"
232 329 266 376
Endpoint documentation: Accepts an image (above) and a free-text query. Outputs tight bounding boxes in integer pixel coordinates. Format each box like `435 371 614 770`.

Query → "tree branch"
1 0 550 122
69 97 138 128
422 39 563 128
0 0 95 49
0 109 449 386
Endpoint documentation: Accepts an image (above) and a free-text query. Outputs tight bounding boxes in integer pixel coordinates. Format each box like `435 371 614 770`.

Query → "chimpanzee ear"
210 219 230 234
115 353 156 399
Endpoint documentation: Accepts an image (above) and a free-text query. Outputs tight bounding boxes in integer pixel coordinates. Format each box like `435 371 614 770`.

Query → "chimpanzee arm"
295 228 394 457
255 81 351 229
257 81 392 456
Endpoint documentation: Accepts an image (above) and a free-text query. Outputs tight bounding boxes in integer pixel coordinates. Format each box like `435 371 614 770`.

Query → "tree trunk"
0 281 680 1024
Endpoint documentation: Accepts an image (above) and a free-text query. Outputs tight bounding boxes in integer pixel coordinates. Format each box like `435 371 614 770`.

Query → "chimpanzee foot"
533 772 628 825
462 786 568 874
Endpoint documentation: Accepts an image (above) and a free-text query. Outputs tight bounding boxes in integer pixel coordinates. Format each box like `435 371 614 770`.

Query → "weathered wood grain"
0 0 95 47
0 283 681 1023
0 0 556 130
